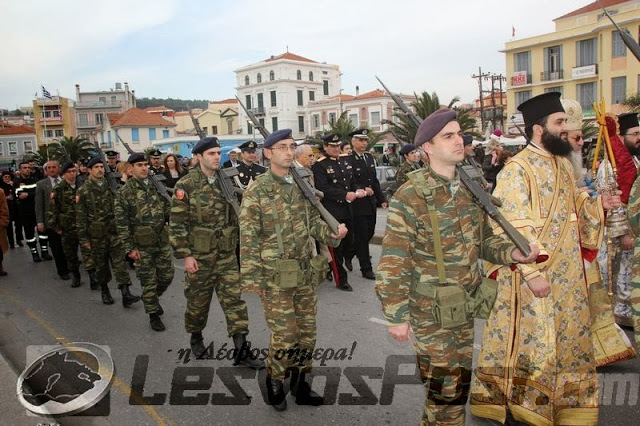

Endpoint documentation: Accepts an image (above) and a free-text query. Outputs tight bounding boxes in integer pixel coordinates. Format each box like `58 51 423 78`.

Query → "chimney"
356 86 360 96
115 82 122 90
75 84 80 98
124 82 129 92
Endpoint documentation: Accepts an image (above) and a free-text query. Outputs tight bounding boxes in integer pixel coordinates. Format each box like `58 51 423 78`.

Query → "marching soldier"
240 129 348 411
148 149 164 175
76 157 141 307
395 143 422 188
115 153 174 331
48 162 82 288
105 150 119 172
312 133 355 291
169 136 263 367
235 141 266 190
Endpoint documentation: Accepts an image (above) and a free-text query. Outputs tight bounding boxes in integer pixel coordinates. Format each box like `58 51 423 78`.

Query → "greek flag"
42 85 52 99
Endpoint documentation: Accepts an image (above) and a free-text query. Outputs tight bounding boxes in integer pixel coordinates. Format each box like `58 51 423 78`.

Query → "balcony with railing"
251 107 265 116
76 118 105 129
74 100 127 109
540 70 564 82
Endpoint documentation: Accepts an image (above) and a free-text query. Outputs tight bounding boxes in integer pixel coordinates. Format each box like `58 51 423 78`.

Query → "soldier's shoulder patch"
317 156 326 162
50 192 55 200
176 189 185 200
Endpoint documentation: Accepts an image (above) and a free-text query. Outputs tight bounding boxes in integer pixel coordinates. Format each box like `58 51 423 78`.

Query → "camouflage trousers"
262 281 317 381
92 236 133 289
60 231 80 273
136 245 174 314
79 240 95 272
411 297 474 426
184 251 248 336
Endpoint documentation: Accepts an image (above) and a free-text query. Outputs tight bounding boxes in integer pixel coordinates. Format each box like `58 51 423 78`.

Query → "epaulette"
317 156 327 162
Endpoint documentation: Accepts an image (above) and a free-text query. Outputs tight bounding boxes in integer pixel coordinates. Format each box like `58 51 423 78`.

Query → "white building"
75 82 137 140
234 52 342 138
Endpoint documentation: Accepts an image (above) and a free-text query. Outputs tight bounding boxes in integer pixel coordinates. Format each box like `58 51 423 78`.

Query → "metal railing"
540 70 564 82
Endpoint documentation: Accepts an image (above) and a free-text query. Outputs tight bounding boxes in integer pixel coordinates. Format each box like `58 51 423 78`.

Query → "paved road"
1 225 639 425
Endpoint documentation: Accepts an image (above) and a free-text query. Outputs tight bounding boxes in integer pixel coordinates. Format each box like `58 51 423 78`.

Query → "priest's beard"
623 137 640 156
569 151 585 183
540 128 572 157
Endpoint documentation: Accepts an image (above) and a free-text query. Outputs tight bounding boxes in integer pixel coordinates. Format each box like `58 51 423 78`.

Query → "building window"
79 113 88 126
107 131 112 147
245 75 250 86
270 90 277 107
612 77 627 104
259 118 265 129
272 117 278 132
131 128 139 142
313 114 320 128
24 141 33 152
297 90 304 106
298 116 305 132
349 113 358 126
514 90 532 107
203 127 208 135
44 129 53 138
212 125 218 134
269 70 275 81
297 70 302 80
8 142 17 155
248 123 253 134
371 111 381 126
163 129 169 138
576 38 596 66
543 45 562 80
95 113 103 124
612 30 627 57
309 91 315 102
309 71 314 81
514 51 531 73
323 80 329 95
0 144 3 156
329 112 336 124
245 95 252 109
99 96 106 104
227 119 233 134
544 86 564 96
111 95 117 104
577 82 597 111
257 93 264 109
257 73 262 83
149 128 156 141
54 129 64 137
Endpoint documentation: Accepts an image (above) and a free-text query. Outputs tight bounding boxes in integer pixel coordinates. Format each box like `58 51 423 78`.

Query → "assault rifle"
92 140 122 195
186 106 243 216
57 143 73 165
598 0 640 62
235 96 341 233
115 134 172 202
376 76 531 256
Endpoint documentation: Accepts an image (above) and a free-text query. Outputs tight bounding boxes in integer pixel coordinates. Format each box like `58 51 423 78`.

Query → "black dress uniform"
235 141 266 189
105 150 119 173
148 149 164 176
312 133 354 291
347 129 385 279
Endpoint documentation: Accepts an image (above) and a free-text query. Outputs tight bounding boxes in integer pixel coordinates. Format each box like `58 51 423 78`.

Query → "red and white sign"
511 71 528 86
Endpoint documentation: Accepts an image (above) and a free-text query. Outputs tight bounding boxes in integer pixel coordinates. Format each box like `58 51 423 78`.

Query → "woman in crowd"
163 153 187 188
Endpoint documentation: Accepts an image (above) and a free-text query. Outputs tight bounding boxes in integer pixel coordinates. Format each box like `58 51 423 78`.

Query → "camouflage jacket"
375 165 516 324
48 180 77 233
239 171 340 292
114 177 170 254
169 168 236 259
76 178 116 246
395 161 421 189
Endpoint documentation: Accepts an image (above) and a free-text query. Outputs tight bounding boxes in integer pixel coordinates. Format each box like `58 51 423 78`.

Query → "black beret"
414 109 457 146
321 133 342 145
105 150 118 158
348 128 369 139
618 112 640 136
239 140 258 151
517 92 564 128
462 134 473 146
399 144 417 155
60 161 75 174
264 129 293 148
192 136 220 155
87 156 102 168
149 149 162 158
127 152 146 164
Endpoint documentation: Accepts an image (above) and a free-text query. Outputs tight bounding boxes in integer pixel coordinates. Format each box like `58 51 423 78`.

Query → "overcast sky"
1 0 595 110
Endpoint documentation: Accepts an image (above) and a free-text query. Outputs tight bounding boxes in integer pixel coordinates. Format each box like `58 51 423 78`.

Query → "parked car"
375 166 398 201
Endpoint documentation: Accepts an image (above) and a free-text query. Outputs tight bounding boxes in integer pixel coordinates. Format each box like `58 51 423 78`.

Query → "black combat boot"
290 370 324 406
71 270 81 288
149 313 165 332
157 304 164 315
266 375 287 411
121 285 141 308
361 268 376 280
27 241 41 262
190 333 206 358
344 257 353 272
100 282 114 305
88 270 99 290
232 333 265 369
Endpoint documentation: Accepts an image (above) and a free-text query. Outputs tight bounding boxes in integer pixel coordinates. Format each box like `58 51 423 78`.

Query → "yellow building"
32 96 75 147
504 0 640 120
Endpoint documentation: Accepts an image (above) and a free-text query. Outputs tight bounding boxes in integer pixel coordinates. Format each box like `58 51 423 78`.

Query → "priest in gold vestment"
471 92 621 425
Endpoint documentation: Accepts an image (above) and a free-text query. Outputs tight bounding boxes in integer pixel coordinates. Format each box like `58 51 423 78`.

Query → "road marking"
0 286 174 426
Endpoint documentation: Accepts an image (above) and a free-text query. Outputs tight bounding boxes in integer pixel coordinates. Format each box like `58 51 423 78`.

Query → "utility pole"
472 67 491 132
472 69 506 133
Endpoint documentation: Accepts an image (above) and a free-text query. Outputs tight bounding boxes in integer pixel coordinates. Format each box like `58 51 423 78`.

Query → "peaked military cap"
149 149 162 158
321 133 342 145
105 150 118 158
340 140 351 149
239 140 258 151
192 136 220 154
618 112 640 136
414 108 457 146
60 161 75 174
264 129 294 148
348 128 369 139
517 92 564 128
462 134 473 146
399 144 417 155
87 156 102 168
127 152 146 164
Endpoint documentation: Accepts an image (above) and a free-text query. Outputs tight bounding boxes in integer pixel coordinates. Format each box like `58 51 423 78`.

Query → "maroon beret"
414 108 457 146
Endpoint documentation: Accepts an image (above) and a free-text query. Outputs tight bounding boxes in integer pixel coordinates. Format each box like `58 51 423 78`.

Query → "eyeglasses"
571 135 583 141
625 131 640 137
270 145 297 152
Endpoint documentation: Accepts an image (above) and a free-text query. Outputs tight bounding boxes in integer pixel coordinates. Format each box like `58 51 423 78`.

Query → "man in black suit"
222 148 240 168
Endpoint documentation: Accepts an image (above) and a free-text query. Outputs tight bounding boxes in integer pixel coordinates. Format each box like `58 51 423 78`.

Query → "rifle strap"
189 169 204 223
266 185 285 257
407 170 446 284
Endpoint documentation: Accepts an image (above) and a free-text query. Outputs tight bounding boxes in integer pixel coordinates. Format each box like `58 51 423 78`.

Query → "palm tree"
49 136 94 163
326 111 385 150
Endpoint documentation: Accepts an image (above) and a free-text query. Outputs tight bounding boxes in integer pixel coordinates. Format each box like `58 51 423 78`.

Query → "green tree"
25 146 51 165
49 136 94 163
325 111 386 151
622 94 640 113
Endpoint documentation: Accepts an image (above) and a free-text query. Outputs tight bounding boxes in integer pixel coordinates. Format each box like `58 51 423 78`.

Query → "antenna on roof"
286 45 289 53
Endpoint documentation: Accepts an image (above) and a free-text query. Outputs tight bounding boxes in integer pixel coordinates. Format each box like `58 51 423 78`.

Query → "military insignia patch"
327 167 334 174
50 193 55 199
450 181 460 196
239 173 245 177
176 189 185 200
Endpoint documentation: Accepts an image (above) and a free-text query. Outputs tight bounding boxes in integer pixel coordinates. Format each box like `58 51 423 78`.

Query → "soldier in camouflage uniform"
169 137 263 368
395 143 422 188
115 153 174 332
375 110 538 426
76 157 141 307
240 129 348 411
48 162 82 288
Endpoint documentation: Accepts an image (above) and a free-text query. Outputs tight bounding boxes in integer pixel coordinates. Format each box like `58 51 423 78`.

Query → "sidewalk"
0 351 33 425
